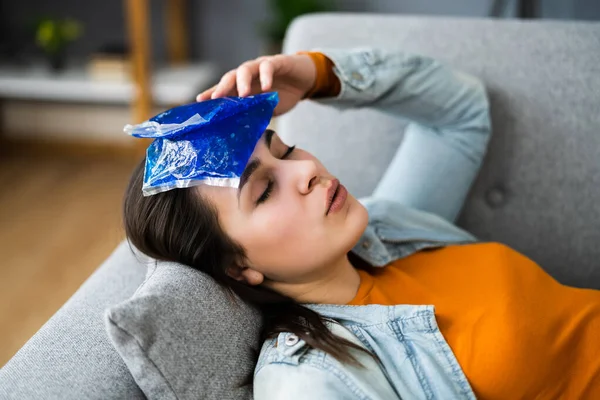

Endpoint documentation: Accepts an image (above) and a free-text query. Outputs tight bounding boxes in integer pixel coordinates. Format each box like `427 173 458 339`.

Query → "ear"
226 266 264 286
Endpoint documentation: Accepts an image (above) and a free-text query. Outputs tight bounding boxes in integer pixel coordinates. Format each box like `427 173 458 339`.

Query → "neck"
265 254 361 305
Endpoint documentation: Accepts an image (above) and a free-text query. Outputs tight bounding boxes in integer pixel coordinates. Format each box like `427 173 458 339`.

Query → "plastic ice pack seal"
124 92 279 196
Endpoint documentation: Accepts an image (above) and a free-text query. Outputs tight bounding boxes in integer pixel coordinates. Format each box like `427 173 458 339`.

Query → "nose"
293 159 319 195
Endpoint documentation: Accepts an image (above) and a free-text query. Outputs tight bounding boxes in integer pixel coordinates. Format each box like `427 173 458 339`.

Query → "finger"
196 84 217 102
213 70 237 98
259 60 274 91
236 63 255 97
212 70 237 99
268 55 287 75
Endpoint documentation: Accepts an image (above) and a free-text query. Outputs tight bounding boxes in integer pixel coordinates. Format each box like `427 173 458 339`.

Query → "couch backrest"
280 14 600 289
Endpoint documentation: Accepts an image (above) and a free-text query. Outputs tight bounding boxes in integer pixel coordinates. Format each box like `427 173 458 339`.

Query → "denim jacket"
254 48 492 400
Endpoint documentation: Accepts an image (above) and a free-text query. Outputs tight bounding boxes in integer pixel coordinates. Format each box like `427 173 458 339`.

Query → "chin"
344 197 369 249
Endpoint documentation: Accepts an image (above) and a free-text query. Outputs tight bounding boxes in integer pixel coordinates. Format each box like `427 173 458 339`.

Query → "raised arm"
314 49 492 222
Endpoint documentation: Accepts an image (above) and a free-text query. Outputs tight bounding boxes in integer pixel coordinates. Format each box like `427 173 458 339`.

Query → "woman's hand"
196 54 316 116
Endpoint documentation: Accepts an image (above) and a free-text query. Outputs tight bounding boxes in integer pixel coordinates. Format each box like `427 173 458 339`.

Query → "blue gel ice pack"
124 92 278 196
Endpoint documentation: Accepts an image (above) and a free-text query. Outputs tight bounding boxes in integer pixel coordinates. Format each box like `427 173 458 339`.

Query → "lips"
326 179 340 214
325 178 347 215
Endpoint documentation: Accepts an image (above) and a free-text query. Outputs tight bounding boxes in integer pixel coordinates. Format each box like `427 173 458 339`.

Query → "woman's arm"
315 49 492 222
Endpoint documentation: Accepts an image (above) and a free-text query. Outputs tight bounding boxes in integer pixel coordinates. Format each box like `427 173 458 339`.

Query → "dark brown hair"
123 159 374 367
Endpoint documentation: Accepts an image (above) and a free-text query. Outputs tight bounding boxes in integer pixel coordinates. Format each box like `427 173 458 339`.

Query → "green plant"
34 17 82 69
261 0 334 43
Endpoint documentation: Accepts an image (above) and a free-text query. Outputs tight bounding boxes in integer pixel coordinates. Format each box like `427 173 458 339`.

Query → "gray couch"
1 13 599 399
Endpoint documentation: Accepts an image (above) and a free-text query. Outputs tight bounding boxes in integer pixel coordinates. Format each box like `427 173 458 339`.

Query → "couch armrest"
0 240 148 399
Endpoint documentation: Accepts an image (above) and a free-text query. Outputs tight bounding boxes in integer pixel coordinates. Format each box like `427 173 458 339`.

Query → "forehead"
192 129 275 213
194 183 237 222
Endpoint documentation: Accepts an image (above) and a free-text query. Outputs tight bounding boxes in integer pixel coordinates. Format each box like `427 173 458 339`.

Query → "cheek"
242 199 321 267
254 198 308 241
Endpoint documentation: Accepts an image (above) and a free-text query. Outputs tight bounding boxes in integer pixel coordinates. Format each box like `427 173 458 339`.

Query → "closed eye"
282 145 296 159
256 145 296 205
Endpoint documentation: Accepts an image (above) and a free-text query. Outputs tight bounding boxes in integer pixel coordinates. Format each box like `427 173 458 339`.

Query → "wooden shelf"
0 0 198 154
0 62 217 106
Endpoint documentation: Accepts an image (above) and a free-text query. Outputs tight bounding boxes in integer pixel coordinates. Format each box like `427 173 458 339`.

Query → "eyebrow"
237 129 275 203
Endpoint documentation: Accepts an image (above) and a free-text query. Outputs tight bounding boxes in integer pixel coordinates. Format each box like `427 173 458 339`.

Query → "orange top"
299 51 341 98
348 242 600 399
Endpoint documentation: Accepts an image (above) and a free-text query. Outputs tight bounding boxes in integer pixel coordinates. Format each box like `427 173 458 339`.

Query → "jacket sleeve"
254 362 361 400
315 48 492 223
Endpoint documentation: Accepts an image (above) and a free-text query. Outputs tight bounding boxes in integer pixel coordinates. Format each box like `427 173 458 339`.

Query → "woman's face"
197 129 369 286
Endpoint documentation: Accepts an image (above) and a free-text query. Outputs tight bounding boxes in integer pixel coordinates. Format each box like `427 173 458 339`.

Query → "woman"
124 49 600 399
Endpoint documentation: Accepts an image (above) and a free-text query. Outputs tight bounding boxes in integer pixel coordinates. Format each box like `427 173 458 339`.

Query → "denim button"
351 72 364 81
362 240 371 249
486 187 506 208
285 334 299 346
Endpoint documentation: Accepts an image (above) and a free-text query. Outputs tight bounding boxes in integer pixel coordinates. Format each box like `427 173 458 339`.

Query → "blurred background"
0 0 598 367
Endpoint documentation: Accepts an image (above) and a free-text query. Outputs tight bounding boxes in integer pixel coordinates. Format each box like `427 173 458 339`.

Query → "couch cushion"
105 260 261 400
0 240 147 399
280 14 600 289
